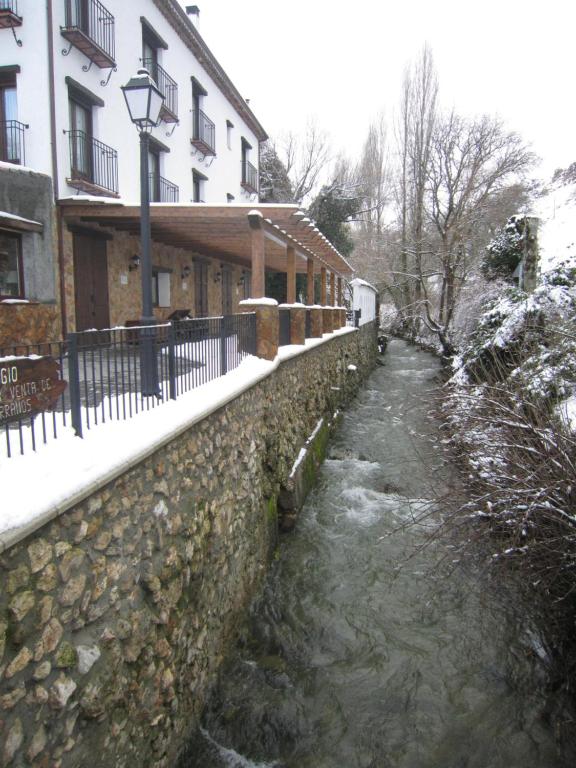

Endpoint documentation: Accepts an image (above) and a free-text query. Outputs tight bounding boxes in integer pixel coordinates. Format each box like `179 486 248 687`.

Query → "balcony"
61 0 115 69
0 120 27 165
191 110 216 156
142 59 178 123
67 130 118 196
0 1 22 28
149 173 179 203
241 160 258 195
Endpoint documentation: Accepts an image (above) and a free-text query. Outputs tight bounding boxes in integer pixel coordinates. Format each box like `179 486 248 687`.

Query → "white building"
0 0 265 203
0 0 352 345
350 278 378 326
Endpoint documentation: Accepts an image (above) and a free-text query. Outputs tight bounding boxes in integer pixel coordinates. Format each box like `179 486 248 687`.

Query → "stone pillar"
240 302 278 361
329 272 336 307
289 306 305 345
320 266 327 306
322 306 333 334
309 307 323 338
307 257 315 306
247 211 265 298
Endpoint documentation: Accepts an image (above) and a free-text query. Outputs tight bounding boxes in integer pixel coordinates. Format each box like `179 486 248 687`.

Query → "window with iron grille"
0 230 24 299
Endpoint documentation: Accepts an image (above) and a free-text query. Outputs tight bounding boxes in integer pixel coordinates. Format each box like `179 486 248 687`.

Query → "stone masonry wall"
0 325 377 768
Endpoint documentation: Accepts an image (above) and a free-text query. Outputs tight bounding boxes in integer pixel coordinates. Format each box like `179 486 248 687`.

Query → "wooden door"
73 233 110 331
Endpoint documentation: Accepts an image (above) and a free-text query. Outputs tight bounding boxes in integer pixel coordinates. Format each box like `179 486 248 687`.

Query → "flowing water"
179 339 570 768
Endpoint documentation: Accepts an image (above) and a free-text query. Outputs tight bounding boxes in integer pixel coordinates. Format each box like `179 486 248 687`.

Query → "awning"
0 211 43 234
58 200 354 278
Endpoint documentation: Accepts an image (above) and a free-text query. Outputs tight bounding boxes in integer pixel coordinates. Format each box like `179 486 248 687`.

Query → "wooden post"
330 272 336 306
286 244 296 304
247 211 265 298
307 257 315 305
320 266 327 305
337 276 343 306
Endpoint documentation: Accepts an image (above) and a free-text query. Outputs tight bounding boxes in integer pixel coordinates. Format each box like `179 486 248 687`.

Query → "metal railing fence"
63 0 115 63
192 109 216 154
148 173 179 202
1 313 256 459
142 59 178 119
278 308 291 346
0 1 19 15
0 120 27 165
68 130 118 194
241 159 258 193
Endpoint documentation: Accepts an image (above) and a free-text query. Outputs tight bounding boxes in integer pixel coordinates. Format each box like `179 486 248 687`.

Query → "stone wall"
0 325 377 767
0 165 62 347
61 225 248 333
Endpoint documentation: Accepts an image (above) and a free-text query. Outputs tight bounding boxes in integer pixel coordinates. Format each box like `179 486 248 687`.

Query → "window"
0 68 20 164
194 260 208 317
69 95 92 179
152 268 171 308
0 231 23 299
148 146 160 202
243 270 252 301
141 17 168 84
222 267 232 315
192 169 207 203
226 119 233 150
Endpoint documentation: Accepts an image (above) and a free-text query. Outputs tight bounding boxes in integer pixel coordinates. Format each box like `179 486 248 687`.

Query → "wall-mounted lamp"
213 270 222 284
129 254 140 272
181 265 191 280
237 269 248 287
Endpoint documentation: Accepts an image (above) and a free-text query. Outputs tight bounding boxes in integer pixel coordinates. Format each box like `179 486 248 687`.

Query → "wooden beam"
248 211 265 298
307 257 315 305
286 244 296 304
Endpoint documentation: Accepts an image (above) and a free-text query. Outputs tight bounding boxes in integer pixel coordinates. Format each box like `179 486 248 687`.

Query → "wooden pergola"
59 201 354 305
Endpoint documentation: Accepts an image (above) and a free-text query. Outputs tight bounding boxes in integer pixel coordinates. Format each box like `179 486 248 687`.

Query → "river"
179 339 570 768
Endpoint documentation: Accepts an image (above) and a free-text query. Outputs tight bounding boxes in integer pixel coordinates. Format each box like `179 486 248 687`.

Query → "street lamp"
121 69 164 396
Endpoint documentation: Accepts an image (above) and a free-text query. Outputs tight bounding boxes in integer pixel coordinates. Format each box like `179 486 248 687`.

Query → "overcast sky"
184 0 575 179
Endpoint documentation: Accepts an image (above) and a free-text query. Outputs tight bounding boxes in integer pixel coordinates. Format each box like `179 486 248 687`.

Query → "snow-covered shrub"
483 215 526 280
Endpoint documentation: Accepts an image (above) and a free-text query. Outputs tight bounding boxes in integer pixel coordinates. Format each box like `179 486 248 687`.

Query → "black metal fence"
241 160 258 193
278 308 291 346
192 109 216 154
68 130 118 195
142 59 178 119
0 0 19 15
1 313 256 459
63 0 116 64
0 120 27 165
149 173 179 203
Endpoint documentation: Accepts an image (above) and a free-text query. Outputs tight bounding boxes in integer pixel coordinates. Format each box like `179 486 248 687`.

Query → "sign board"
0 357 67 425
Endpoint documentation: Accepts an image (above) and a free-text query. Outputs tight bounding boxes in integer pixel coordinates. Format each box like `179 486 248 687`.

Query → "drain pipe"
47 0 68 337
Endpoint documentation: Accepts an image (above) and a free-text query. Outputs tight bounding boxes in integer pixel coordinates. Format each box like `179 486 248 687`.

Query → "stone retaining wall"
0 325 377 768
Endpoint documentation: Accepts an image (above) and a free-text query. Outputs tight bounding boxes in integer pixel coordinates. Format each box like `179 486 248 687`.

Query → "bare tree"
422 112 535 354
280 121 331 206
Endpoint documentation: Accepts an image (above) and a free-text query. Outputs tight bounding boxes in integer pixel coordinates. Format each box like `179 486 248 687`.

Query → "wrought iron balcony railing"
191 110 216 156
0 120 27 165
68 130 118 195
241 160 258 194
61 0 115 68
0 0 22 26
149 173 179 203
142 59 178 122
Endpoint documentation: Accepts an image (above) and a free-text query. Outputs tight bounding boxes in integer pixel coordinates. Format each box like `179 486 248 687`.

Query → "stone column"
240 302 278 361
322 307 333 334
286 245 296 305
247 211 265 298
307 257 315 306
289 306 305 345
309 307 323 338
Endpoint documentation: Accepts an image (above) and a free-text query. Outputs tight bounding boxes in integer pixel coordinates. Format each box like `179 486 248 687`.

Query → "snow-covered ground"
531 175 576 273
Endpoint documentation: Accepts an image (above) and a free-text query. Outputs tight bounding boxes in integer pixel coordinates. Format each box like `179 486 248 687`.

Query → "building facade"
0 0 352 347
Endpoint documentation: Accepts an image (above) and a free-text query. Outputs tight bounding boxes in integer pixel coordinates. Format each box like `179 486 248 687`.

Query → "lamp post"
121 69 164 396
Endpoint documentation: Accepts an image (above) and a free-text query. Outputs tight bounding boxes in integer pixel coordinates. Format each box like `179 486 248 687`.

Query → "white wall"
0 0 262 203
351 279 378 325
